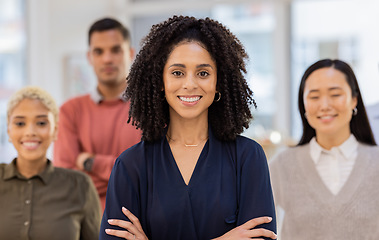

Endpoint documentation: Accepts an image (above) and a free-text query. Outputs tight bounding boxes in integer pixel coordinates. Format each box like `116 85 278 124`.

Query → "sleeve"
80 174 102 240
99 150 143 240
53 102 80 169
236 140 277 238
91 154 119 182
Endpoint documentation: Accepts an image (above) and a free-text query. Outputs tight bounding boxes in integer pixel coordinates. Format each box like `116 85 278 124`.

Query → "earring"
214 92 221 102
304 112 308 119
353 107 358 116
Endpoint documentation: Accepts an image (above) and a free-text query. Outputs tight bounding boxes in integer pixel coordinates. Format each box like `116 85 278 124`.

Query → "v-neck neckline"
298 144 369 208
164 136 209 187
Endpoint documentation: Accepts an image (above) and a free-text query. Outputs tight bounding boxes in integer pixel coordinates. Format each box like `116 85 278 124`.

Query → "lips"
317 114 338 122
102 67 117 73
22 141 40 150
178 96 201 103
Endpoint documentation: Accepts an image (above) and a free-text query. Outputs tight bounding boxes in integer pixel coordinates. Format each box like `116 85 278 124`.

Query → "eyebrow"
328 87 342 91
12 115 49 119
168 63 214 69
308 87 343 93
93 44 122 50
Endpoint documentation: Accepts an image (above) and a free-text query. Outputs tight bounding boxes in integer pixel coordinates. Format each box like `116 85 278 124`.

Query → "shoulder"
235 135 262 149
358 142 379 150
357 144 379 177
115 141 148 169
0 163 5 177
358 143 379 157
60 94 92 110
270 144 309 168
53 167 93 186
232 136 267 167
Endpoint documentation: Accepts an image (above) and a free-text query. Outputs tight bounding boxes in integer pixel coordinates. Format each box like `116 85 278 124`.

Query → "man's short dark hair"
88 17 131 45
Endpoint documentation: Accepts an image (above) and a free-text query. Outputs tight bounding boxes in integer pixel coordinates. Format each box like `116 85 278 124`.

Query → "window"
0 0 26 163
290 0 379 139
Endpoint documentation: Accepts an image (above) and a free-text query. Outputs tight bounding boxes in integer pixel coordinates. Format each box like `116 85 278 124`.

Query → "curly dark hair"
124 15 256 142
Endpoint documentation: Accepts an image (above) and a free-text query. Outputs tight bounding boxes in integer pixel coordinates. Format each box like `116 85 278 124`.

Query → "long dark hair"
297 59 376 146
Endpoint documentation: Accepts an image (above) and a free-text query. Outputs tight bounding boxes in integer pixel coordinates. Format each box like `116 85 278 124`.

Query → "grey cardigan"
269 143 379 240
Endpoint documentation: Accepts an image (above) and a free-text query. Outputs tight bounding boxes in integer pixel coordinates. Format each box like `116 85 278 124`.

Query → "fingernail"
105 229 111 233
267 217 272 221
122 206 127 211
108 219 114 223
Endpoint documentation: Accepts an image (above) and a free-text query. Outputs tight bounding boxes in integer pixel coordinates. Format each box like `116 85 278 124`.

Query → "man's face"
87 29 134 87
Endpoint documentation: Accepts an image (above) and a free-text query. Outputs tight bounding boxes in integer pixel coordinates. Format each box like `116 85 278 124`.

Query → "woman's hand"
214 216 277 240
105 207 148 240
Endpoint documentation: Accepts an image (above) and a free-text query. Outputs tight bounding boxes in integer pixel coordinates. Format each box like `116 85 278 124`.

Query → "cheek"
304 101 316 113
335 98 352 112
7 128 19 140
163 78 179 93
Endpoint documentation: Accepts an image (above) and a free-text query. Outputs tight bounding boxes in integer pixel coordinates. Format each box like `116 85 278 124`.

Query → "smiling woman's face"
7 98 57 164
163 41 217 122
303 67 357 141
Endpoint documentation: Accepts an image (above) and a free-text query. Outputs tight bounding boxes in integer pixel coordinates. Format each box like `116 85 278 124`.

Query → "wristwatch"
83 157 94 172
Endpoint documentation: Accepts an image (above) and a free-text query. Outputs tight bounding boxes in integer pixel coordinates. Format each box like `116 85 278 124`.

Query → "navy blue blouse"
100 130 276 240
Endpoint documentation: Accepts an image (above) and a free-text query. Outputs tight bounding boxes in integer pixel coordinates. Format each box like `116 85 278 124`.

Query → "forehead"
304 67 350 91
89 29 127 48
10 99 50 117
166 42 215 64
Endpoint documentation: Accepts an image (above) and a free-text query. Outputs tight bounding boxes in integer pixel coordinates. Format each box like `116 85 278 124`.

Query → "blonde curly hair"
7 86 58 124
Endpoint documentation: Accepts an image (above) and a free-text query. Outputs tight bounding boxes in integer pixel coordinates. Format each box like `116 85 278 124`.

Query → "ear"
87 50 93 66
352 96 358 109
52 124 58 142
129 47 135 60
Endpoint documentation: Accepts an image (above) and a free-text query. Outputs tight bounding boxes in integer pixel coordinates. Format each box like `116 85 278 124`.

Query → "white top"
309 135 358 195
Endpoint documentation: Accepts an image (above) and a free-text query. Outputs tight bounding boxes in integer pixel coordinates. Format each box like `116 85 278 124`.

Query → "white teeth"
179 96 200 103
319 116 333 120
23 142 38 148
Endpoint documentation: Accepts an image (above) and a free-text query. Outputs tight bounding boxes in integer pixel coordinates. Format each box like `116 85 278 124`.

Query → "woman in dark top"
100 15 277 240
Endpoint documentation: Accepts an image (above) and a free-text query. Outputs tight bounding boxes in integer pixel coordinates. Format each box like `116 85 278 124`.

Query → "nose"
183 73 198 89
320 96 331 110
102 51 113 63
25 124 37 137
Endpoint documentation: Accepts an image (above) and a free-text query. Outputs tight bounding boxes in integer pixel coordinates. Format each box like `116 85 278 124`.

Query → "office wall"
27 0 130 105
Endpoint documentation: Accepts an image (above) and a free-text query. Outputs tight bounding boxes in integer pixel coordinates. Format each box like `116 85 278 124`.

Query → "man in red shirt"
53 18 141 210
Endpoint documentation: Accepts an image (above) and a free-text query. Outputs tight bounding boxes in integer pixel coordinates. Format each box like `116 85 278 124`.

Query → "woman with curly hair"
100 15 277 240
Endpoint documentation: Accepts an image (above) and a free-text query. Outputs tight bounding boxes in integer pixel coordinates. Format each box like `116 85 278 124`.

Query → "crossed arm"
105 207 277 240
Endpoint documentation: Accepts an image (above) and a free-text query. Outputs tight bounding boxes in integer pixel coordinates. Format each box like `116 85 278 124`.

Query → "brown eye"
93 49 103 55
14 121 25 127
198 71 209 77
172 71 183 77
37 121 48 126
111 47 122 54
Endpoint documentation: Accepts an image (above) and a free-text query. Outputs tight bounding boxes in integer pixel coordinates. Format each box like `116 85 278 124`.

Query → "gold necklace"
166 134 208 147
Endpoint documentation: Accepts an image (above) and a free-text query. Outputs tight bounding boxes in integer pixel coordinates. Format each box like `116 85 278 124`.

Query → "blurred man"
54 18 141 209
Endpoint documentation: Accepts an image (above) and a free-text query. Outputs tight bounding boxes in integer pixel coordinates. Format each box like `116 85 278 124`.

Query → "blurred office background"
1 0 379 162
